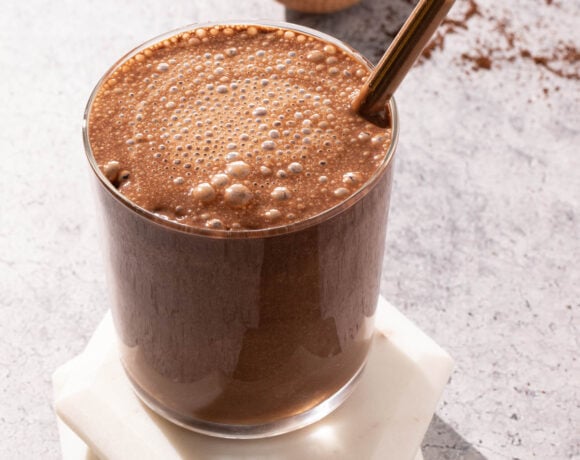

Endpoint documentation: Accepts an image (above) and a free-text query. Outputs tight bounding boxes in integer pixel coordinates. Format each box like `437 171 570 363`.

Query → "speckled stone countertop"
0 0 578 458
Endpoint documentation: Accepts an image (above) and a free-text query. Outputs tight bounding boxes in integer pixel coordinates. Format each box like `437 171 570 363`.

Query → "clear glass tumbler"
83 21 399 439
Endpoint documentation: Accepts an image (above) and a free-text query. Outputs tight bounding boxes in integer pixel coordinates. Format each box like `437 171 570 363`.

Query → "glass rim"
82 20 399 239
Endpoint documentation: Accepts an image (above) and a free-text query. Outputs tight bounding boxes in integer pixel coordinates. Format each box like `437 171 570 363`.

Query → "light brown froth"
88 25 392 230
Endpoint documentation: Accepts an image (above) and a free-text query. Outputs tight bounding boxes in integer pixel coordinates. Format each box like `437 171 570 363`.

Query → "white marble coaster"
53 297 452 460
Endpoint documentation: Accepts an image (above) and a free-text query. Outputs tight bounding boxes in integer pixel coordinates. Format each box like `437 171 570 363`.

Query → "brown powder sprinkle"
421 0 481 61
460 53 492 71
520 46 580 81
419 0 580 87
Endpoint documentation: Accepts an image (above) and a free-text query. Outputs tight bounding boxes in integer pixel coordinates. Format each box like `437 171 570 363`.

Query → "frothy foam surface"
88 25 392 230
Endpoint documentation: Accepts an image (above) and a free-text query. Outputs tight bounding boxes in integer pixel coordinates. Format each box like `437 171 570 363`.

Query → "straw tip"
352 89 391 128
358 107 390 129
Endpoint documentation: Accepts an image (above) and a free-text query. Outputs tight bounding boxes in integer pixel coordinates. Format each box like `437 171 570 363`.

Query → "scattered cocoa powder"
419 0 580 89
461 53 492 71
520 46 580 81
421 0 481 61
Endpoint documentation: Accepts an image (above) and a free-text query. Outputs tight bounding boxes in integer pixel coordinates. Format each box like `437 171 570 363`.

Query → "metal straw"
354 0 456 127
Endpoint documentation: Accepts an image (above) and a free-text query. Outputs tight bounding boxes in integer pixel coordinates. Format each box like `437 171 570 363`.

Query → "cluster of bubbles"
91 25 391 230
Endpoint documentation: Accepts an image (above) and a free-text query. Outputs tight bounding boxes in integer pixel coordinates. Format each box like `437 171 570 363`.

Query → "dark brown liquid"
97 163 392 424
87 24 394 427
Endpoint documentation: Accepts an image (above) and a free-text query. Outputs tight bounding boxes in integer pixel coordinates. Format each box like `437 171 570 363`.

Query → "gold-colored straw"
354 0 456 127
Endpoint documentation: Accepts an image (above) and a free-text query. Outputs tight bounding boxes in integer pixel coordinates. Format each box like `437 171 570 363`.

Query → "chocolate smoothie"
85 23 397 435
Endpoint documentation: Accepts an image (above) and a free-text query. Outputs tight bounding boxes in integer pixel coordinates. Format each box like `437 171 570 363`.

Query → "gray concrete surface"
1 0 578 458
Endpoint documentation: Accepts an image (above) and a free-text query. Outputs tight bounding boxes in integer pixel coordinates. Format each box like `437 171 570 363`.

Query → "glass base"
128 362 367 439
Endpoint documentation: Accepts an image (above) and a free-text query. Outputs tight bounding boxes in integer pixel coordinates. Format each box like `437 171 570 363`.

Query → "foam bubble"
210 173 229 188
358 132 371 142
224 184 253 208
226 160 250 178
226 151 241 161
191 182 216 202
323 45 336 55
206 218 223 228
306 50 324 62
343 172 363 185
262 141 276 151
333 187 349 198
103 161 120 182
265 209 282 221
371 135 387 146
253 107 268 117
288 162 303 174
271 187 291 201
